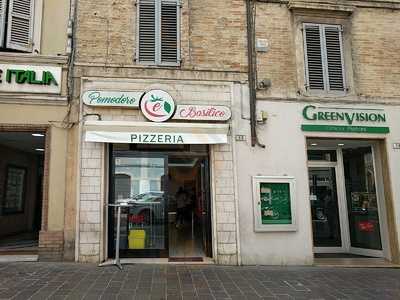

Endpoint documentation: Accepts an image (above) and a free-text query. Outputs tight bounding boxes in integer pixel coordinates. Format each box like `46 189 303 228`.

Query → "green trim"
301 124 390 134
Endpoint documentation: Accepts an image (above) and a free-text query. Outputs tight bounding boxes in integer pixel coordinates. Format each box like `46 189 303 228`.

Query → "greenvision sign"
0 64 62 94
301 105 390 134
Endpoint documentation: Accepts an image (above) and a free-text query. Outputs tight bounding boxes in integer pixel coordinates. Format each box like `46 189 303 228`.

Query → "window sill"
0 52 68 65
288 1 354 14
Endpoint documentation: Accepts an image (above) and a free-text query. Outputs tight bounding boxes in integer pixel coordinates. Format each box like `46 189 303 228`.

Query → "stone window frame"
293 10 355 98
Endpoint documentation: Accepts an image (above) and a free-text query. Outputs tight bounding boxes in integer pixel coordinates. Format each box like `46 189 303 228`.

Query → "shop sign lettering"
131 133 184 144
301 105 390 134
0 64 62 94
82 90 143 108
82 88 232 123
85 131 228 144
173 105 231 121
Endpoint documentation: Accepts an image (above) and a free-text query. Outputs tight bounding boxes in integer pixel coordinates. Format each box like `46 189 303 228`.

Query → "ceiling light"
310 143 318 146
338 143 345 146
35 148 45 152
32 133 44 137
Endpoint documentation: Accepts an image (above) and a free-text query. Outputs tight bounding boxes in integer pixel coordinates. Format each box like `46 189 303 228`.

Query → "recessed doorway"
0 131 45 255
307 139 389 258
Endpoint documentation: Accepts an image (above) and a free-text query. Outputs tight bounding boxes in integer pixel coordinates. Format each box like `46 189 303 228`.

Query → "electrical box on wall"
256 39 269 52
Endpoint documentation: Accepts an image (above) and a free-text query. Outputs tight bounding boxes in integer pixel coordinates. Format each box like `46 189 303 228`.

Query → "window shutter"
0 0 6 47
303 24 325 90
138 0 156 63
160 0 179 64
324 25 345 91
6 0 34 52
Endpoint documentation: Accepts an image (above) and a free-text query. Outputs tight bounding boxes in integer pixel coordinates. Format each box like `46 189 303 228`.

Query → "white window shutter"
324 25 345 91
7 0 34 52
138 0 156 63
160 0 179 64
0 0 6 47
303 24 325 90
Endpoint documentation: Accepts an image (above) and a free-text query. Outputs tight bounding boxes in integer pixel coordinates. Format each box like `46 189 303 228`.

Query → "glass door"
343 146 383 257
109 151 169 258
309 166 344 251
200 159 212 257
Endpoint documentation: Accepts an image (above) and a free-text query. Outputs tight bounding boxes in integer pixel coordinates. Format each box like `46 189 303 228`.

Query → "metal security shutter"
324 25 345 91
304 24 325 90
160 0 178 63
6 0 34 52
138 0 156 63
0 0 6 47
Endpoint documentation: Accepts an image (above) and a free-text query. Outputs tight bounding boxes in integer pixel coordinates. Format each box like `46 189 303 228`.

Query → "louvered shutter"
6 0 34 52
304 24 325 90
138 0 156 63
324 25 345 91
0 0 6 47
160 0 178 64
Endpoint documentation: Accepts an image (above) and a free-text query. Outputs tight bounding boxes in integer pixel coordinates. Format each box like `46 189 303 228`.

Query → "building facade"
70 0 400 266
236 0 400 265
0 0 74 261
71 0 248 264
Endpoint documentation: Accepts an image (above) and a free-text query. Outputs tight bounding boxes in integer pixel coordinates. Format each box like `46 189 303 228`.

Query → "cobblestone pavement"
0 263 399 300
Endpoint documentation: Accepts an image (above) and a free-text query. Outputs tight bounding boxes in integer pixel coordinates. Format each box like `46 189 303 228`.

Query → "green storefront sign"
259 182 292 225
4 69 58 86
301 105 390 134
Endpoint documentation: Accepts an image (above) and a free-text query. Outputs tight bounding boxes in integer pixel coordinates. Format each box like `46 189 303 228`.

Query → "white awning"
84 120 229 144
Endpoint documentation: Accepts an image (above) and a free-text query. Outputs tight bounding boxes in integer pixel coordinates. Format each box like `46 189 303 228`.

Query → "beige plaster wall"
40 0 71 56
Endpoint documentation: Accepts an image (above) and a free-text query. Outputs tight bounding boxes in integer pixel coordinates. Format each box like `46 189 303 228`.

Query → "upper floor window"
137 0 180 66
303 23 346 94
0 0 34 53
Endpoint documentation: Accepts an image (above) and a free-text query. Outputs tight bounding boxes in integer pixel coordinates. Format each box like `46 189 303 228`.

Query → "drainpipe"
246 0 265 148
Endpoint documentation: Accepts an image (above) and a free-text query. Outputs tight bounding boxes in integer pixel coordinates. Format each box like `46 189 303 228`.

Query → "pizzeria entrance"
307 139 389 258
108 144 212 261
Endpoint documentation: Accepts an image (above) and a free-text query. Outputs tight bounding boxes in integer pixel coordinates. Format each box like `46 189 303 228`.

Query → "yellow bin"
128 229 146 249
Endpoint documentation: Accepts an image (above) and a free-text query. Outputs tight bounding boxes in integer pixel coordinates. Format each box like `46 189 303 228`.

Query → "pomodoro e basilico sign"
82 89 231 122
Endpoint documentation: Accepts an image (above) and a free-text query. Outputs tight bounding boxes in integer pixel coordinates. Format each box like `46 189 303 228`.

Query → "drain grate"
168 257 203 262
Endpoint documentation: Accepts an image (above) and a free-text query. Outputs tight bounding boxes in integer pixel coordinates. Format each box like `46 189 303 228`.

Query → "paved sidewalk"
0 263 399 300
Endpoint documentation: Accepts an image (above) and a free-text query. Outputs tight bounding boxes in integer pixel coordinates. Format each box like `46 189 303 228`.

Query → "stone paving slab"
0 262 399 299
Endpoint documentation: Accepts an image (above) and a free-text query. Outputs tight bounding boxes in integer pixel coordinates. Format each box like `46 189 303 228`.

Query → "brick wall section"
212 141 238 265
75 0 247 71
255 2 400 102
79 141 103 263
38 231 64 261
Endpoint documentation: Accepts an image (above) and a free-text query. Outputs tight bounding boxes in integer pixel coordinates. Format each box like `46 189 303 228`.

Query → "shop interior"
0 132 44 255
110 144 212 261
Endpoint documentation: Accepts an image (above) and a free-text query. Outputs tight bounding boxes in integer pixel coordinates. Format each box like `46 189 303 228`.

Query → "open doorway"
0 131 45 255
108 144 213 261
168 156 212 261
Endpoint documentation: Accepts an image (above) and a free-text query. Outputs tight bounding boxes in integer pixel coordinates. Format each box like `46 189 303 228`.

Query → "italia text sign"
301 105 389 134
173 105 231 121
0 64 61 94
82 90 143 108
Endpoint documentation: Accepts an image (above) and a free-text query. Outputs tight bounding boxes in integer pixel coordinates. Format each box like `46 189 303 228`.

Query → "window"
137 0 180 66
303 23 346 94
0 0 34 52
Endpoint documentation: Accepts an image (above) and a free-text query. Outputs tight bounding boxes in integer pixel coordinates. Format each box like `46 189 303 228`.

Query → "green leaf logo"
164 101 172 114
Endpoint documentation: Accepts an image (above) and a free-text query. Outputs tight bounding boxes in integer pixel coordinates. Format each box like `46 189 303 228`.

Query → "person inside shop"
175 187 188 229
